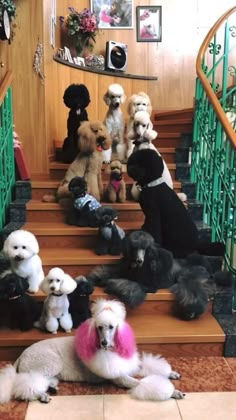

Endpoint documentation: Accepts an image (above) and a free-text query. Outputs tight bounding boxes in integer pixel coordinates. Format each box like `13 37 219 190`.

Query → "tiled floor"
1 357 236 419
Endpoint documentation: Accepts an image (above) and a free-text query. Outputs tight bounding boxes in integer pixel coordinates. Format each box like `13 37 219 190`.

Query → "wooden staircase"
0 108 225 361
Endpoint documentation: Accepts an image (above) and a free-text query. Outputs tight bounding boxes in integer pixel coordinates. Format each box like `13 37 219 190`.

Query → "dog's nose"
101 339 108 347
136 257 143 264
14 255 23 261
50 286 55 291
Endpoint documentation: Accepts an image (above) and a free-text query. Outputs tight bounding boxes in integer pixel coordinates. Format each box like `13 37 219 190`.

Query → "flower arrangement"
60 7 98 56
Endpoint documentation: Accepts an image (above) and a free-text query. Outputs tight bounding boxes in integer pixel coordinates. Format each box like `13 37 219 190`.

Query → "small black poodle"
61 84 90 163
94 206 125 255
0 272 40 331
68 275 94 328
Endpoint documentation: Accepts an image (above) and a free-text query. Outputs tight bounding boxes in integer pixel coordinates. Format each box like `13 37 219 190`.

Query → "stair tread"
30 287 175 302
23 220 210 235
154 118 193 125
27 200 141 211
30 179 182 188
39 247 121 263
0 312 224 346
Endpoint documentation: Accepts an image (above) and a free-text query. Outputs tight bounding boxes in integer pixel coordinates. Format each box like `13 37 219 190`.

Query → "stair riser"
153 138 181 148
27 209 145 223
153 123 193 134
154 110 193 121
0 341 223 362
49 168 176 181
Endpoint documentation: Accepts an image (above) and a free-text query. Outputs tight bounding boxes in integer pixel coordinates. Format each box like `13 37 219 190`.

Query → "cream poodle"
34 267 77 334
102 83 126 163
2 229 44 293
126 91 153 158
0 299 184 404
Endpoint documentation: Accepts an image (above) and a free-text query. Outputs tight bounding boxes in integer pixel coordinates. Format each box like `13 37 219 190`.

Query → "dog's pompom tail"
0 364 17 404
13 371 52 402
130 375 177 401
139 353 172 377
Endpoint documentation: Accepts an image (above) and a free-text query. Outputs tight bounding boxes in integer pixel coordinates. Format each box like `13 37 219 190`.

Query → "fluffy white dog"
2 229 44 293
0 299 185 404
126 91 153 158
102 83 126 163
34 267 77 334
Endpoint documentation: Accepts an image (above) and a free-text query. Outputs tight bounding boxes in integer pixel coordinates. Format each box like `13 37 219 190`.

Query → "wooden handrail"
0 71 13 105
196 7 236 149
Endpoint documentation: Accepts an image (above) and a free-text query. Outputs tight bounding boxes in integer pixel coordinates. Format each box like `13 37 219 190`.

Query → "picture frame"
136 6 162 42
90 0 133 29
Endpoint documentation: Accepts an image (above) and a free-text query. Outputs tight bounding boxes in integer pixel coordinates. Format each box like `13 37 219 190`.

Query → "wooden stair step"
30 179 182 199
153 118 193 134
26 200 144 223
0 311 224 361
153 108 193 121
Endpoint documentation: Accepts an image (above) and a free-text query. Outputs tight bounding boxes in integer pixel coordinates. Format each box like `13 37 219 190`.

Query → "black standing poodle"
61 84 90 163
68 275 94 328
127 149 225 258
0 272 40 331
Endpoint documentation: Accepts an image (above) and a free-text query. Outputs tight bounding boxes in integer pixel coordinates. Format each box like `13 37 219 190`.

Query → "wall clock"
0 10 11 41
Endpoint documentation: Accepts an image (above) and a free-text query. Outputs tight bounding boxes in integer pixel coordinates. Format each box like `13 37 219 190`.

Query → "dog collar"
136 177 165 191
8 294 22 300
133 138 149 146
51 292 63 297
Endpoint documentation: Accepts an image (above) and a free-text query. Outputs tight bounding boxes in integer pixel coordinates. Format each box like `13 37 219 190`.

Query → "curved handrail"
0 71 13 105
196 6 236 149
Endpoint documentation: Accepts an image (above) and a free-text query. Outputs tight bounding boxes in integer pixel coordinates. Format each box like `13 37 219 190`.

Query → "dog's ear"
17 277 29 293
60 273 77 294
114 321 136 357
78 122 96 153
75 319 99 362
127 94 137 117
25 231 39 255
103 91 111 106
39 276 50 294
2 236 10 257
121 93 126 104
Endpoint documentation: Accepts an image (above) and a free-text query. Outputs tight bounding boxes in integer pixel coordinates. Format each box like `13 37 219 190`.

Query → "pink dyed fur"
75 319 99 361
114 322 136 358
75 319 137 362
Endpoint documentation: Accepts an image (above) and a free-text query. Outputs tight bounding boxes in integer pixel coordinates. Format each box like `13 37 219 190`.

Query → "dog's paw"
39 393 51 403
171 390 185 399
169 370 181 380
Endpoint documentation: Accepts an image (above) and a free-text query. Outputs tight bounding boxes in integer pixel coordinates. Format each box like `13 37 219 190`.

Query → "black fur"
68 276 94 328
88 230 174 307
94 206 125 255
61 84 90 163
127 149 225 258
0 272 40 330
67 176 100 227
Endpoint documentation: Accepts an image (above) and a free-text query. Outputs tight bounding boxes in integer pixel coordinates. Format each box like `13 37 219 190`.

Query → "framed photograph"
136 6 162 42
91 0 133 29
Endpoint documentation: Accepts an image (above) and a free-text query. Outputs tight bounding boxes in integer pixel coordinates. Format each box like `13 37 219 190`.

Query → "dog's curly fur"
56 120 112 202
103 160 126 203
61 84 90 164
68 275 94 328
102 83 126 163
126 92 152 158
34 268 77 334
94 206 125 255
0 272 40 331
88 230 174 307
2 230 44 293
0 299 184 404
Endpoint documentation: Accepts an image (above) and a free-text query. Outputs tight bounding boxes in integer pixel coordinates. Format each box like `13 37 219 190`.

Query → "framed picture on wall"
91 0 133 29
136 6 162 42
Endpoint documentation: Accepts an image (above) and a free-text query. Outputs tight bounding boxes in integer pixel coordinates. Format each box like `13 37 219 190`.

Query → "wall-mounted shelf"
53 56 158 81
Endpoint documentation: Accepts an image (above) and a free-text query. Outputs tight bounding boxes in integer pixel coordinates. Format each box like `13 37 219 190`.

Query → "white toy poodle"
34 267 77 334
2 229 44 293
102 83 126 163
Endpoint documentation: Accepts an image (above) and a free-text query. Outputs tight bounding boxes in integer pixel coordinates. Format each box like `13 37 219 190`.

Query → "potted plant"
60 7 98 57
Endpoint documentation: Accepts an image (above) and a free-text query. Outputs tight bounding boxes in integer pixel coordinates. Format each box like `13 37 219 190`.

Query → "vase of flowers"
60 7 98 57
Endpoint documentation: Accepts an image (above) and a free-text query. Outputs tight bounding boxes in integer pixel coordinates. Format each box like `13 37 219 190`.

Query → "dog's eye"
22 246 26 249
98 326 103 331
49 279 53 284
13 246 18 250
56 279 60 283
109 325 114 330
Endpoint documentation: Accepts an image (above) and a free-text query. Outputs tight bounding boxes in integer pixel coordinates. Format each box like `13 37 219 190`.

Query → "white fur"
34 267 77 334
0 300 185 404
2 229 44 293
103 83 126 162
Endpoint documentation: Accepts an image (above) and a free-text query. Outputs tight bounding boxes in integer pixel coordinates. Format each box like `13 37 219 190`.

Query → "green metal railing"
191 7 236 309
0 72 15 231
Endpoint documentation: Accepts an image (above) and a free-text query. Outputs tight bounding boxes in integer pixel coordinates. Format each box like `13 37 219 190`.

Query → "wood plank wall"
0 0 235 175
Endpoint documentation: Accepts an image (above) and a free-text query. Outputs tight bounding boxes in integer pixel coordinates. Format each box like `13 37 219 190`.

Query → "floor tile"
104 395 181 420
25 395 103 420
177 392 236 420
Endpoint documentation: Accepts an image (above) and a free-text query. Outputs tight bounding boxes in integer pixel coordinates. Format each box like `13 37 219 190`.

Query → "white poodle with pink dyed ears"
0 299 185 404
